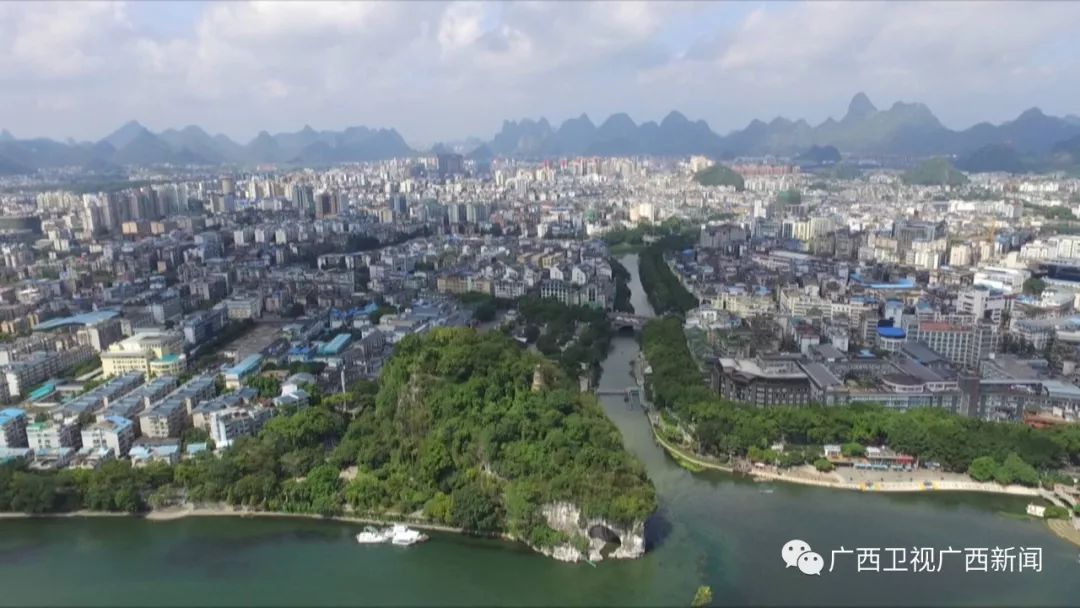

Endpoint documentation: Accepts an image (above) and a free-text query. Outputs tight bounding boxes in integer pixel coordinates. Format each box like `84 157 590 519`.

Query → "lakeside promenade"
651 426 1040 495
649 419 1080 549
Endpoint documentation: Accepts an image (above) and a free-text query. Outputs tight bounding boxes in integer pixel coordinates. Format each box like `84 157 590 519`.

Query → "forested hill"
338 328 656 546
0 327 655 559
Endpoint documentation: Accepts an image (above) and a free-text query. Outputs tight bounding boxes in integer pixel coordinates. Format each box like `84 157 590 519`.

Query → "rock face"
538 502 647 563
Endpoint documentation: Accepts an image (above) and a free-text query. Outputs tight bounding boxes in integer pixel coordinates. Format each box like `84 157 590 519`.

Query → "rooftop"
226 354 263 377
33 310 120 331
877 326 906 339
0 408 26 425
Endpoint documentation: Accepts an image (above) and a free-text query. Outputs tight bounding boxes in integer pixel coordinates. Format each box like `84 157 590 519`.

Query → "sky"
1 0 1079 146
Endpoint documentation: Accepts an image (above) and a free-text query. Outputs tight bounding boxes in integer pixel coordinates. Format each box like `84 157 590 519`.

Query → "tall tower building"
315 191 340 219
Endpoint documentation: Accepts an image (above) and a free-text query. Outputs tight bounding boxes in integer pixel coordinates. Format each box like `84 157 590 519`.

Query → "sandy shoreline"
651 422 1042 496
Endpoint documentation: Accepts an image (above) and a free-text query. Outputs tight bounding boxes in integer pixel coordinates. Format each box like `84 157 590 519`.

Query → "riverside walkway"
650 422 1041 497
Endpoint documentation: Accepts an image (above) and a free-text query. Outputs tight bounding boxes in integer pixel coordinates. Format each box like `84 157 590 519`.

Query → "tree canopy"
642 317 1080 479
3 329 656 552
901 158 969 187
335 328 656 541
693 164 745 191
639 246 698 315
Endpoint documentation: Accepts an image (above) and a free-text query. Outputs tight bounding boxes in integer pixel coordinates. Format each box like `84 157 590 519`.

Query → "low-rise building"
129 443 181 466
80 416 135 457
224 354 263 389
0 407 28 448
139 399 188 439
2 345 96 399
100 331 186 378
209 407 273 448
26 420 81 451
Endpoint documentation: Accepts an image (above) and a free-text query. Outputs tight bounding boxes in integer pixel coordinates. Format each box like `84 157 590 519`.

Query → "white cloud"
0 0 1076 143
645 1 1080 131
0 2 138 80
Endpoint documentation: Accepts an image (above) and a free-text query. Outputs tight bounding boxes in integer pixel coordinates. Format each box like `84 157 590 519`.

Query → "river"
0 253 1076 606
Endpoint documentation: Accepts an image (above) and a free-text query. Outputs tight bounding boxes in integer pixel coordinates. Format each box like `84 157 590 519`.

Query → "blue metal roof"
877 327 906 339
28 383 56 401
226 354 263 377
0 408 26 425
319 333 351 355
34 310 119 331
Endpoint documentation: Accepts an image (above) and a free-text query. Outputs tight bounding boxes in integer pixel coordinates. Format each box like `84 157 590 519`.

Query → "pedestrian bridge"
609 313 650 331
595 386 646 408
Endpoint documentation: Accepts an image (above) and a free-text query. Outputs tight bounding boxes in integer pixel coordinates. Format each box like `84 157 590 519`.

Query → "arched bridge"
609 312 650 331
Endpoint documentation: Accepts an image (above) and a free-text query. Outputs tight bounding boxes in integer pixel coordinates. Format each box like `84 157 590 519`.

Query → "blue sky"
0 1 1077 144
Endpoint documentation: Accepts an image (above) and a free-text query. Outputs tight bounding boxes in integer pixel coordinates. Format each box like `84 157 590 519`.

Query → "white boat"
355 526 390 544
389 524 429 546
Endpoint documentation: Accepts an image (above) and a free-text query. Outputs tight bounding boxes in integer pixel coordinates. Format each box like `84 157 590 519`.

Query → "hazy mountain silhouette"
0 121 415 171
0 93 1078 173
486 93 1080 160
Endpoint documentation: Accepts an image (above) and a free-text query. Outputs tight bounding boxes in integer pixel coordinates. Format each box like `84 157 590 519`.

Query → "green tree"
995 453 1039 486
8 473 58 514
247 375 281 398
523 324 541 343
691 585 713 607
841 442 866 457
813 458 835 472
693 165 745 191
424 492 454 524
1023 277 1046 296
182 427 211 447
967 456 997 482
451 482 504 534
776 189 802 206
473 302 497 323
1043 505 1071 519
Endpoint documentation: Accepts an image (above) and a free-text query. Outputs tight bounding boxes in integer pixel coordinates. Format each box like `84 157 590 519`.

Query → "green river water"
0 254 1077 606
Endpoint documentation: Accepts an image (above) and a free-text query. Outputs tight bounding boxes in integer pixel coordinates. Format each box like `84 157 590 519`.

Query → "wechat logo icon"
782 539 824 576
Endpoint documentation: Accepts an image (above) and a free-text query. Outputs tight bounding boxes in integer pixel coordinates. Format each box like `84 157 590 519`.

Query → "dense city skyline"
1 2 1080 605
2 1 1079 144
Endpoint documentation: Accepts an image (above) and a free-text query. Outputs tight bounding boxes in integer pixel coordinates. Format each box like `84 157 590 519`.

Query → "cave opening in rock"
587 524 622 546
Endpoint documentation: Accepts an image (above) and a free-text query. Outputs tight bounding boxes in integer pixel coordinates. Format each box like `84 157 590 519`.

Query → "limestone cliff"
537 501 647 563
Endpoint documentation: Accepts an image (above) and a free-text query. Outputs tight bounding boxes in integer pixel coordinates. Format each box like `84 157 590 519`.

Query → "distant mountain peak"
560 113 595 129
845 92 877 120
1016 107 1046 121
0 129 14 141
606 111 635 122
102 120 151 149
180 124 210 136
661 110 689 125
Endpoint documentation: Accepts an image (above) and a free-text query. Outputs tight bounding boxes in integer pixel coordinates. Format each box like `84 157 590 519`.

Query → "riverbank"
0 504 650 561
0 505 474 536
649 419 1043 497
1047 518 1080 548
645 399 1080 548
